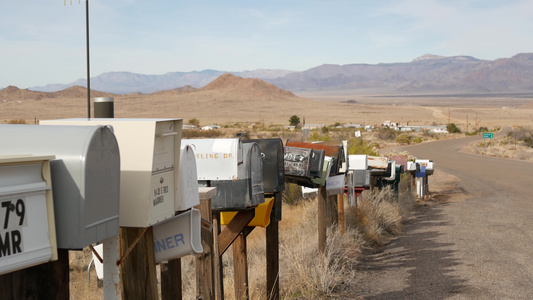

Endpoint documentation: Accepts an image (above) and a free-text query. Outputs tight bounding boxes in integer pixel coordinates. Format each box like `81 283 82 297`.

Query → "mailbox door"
284 147 312 178
0 156 58 275
243 138 284 193
175 145 200 211
210 143 264 210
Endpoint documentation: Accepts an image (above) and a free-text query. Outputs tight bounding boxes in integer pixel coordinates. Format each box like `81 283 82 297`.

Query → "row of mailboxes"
183 138 265 211
0 155 58 275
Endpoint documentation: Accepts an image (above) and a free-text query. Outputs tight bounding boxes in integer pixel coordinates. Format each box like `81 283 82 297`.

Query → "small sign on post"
483 132 494 151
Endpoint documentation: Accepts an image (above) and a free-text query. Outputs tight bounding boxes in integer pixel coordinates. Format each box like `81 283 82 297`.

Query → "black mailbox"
286 141 345 176
284 146 325 188
243 138 285 193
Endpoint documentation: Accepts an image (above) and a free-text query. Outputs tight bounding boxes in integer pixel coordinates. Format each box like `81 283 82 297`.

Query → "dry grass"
68 180 417 299
464 134 533 162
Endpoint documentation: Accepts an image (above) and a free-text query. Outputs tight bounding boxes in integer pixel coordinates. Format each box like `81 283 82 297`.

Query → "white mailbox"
415 159 434 175
183 138 264 210
176 145 200 211
353 169 371 187
348 155 368 170
40 118 183 228
0 124 120 249
406 161 420 172
0 155 58 275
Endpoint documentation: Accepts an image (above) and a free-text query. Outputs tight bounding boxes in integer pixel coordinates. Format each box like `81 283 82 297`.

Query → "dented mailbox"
0 124 120 249
243 138 285 193
183 138 264 211
284 146 325 188
40 118 183 228
286 141 345 175
0 155 58 275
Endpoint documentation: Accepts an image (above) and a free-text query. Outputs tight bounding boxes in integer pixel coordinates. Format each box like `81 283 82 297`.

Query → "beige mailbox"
0 124 120 250
0 155 57 275
41 118 183 228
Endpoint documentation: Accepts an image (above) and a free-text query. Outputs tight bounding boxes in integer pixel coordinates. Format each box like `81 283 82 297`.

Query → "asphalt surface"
356 130 533 299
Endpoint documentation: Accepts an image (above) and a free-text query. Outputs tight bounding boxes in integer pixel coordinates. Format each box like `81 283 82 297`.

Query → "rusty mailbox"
183 138 264 211
284 146 325 188
40 118 183 228
0 124 120 249
286 141 345 176
243 138 285 193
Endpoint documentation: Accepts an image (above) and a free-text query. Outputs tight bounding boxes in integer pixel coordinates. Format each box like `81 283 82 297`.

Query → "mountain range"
27 53 533 95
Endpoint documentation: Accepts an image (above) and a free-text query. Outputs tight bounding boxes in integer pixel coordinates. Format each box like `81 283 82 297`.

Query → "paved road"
356 131 533 299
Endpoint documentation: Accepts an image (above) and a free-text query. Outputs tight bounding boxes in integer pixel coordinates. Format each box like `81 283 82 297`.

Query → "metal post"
86 0 91 118
94 97 114 118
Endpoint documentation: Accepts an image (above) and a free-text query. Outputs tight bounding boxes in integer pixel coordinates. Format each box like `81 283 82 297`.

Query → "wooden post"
119 227 158 300
0 248 69 300
327 194 338 228
212 212 224 300
266 194 280 300
337 194 345 235
161 260 182 300
318 186 328 253
196 187 217 300
233 233 249 299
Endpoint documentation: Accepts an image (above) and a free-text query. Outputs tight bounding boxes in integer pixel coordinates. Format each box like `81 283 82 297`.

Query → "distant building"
182 124 197 129
284 126 296 131
201 125 220 130
302 124 325 130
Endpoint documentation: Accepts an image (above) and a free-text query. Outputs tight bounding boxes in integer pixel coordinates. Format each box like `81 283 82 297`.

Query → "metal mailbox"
286 141 345 175
40 118 183 228
0 124 120 249
183 138 265 211
284 146 325 188
175 145 200 211
415 159 434 175
243 138 285 193
348 155 368 170
311 156 333 186
0 155 58 275
353 169 371 187
407 161 420 172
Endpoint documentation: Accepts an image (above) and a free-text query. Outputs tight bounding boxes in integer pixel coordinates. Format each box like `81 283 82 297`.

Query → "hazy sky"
1 0 532 88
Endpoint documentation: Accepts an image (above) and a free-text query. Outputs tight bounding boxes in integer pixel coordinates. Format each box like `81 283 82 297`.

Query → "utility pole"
466 114 468 133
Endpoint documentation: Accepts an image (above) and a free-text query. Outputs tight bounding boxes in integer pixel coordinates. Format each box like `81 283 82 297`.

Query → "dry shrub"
278 200 365 298
345 186 414 246
8 119 26 124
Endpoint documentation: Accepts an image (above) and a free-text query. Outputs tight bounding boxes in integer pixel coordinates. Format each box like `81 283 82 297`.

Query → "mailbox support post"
337 194 345 235
161 260 181 300
0 249 69 300
196 187 217 300
119 227 158 300
266 193 281 300
318 186 328 253
212 212 224 300
103 236 120 300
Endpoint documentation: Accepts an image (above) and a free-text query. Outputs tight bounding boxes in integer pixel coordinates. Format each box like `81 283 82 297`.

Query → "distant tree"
447 123 461 133
188 118 200 127
289 115 300 127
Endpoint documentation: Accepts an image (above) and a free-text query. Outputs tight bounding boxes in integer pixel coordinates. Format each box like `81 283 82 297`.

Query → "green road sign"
483 132 494 139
